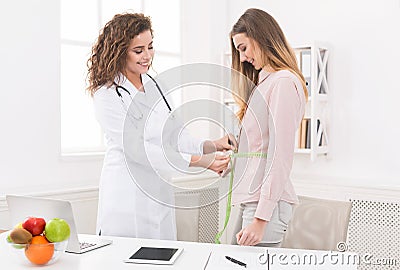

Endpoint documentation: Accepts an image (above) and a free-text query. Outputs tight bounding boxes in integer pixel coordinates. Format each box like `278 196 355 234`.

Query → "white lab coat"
94 73 203 240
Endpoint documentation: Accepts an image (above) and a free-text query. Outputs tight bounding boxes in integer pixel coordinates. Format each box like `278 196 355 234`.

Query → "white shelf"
294 148 312 154
293 43 329 161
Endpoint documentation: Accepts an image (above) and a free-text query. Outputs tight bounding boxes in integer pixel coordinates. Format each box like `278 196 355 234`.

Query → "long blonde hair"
86 13 153 96
230 8 307 120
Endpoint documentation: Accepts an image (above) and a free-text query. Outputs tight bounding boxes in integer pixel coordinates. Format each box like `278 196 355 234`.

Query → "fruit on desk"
6 234 12 243
9 228 32 244
22 217 46 236
14 222 23 229
44 218 70 242
25 235 54 265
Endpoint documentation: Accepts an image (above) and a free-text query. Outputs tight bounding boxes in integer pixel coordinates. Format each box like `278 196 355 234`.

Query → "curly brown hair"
86 13 153 96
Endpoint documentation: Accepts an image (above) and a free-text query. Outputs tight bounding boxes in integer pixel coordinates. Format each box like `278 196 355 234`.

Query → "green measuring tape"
214 151 268 244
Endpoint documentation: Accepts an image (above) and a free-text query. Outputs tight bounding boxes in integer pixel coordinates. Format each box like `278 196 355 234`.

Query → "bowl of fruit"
6 217 70 266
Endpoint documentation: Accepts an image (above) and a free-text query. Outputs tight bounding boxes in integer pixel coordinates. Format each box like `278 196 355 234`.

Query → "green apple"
44 218 70 242
6 234 12 243
12 243 25 249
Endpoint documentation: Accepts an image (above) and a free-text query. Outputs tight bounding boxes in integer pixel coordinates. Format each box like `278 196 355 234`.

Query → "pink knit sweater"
231 69 306 221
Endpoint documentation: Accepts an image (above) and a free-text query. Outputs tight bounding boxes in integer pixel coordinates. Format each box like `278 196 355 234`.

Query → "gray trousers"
231 200 293 247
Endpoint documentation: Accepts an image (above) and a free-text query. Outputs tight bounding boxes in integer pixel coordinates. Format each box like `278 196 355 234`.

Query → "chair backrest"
281 196 352 251
175 187 219 243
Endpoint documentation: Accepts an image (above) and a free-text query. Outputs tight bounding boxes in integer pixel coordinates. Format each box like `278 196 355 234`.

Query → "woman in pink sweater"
230 8 307 247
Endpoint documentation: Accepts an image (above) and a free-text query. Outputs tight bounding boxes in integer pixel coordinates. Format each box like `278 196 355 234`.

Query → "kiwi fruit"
9 228 32 244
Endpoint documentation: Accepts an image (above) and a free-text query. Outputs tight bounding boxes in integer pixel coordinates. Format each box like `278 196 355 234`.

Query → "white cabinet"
293 43 329 161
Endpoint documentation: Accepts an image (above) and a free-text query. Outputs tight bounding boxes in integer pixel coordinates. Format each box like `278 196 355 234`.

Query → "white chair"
281 196 352 251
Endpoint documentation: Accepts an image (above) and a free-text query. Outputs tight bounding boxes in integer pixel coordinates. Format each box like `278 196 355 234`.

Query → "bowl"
7 239 68 266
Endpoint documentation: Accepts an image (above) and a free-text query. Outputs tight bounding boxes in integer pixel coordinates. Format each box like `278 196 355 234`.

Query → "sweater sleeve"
254 77 302 221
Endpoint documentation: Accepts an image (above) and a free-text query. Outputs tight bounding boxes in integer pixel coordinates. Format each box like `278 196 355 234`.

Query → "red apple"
22 217 46 236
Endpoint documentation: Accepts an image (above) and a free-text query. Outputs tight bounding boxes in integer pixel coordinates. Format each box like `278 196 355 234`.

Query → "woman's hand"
236 218 268 246
190 153 230 175
203 134 237 154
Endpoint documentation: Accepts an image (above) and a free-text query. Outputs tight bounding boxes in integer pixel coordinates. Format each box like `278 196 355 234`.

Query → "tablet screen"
129 247 179 261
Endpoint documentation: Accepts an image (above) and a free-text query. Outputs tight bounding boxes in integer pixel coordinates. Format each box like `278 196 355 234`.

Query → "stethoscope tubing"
113 73 172 113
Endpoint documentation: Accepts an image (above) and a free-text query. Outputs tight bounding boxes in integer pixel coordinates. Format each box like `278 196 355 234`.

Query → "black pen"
225 256 247 268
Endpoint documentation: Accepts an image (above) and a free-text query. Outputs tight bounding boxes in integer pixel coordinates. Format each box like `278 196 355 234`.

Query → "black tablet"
124 246 184 265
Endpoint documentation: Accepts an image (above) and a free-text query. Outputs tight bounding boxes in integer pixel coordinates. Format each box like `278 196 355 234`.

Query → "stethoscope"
113 73 172 120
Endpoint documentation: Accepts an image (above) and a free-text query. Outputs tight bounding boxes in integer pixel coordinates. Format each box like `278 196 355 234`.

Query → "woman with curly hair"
87 13 233 239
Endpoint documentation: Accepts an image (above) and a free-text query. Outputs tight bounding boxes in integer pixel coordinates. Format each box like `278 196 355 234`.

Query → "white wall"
1 0 400 228
225 0 400 190
181 0 229 140
0 0 102 198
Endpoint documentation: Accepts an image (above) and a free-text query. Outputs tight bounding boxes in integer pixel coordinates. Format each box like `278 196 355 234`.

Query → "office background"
1 0 399 231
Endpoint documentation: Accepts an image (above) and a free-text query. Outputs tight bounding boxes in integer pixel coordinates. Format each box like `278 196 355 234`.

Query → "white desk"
0 233 357 269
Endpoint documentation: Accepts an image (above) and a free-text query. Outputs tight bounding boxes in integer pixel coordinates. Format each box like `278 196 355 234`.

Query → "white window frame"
60 0 182 156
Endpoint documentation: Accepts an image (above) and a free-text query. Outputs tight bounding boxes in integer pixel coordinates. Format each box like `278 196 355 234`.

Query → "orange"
25 235 54 265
